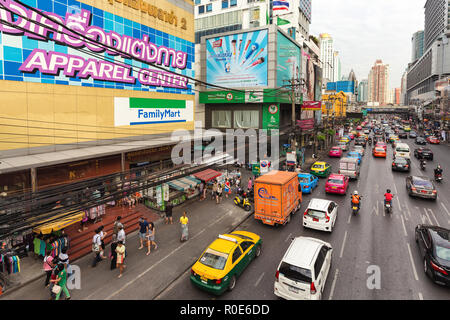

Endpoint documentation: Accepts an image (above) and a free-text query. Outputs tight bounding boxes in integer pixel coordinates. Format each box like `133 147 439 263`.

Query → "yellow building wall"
321 92 347 118
0 0 194 152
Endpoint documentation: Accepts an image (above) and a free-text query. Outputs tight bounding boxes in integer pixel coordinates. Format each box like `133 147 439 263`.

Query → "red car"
325 174 349 195
329 146 343 158
356 126 362 130
375 142 387 151
427 136 440 144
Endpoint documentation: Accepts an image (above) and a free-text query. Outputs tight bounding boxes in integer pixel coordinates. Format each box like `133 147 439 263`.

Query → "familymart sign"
114 97 194 126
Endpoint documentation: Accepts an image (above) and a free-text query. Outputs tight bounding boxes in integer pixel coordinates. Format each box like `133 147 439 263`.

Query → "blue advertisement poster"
206 29 268 88
277 31 301 87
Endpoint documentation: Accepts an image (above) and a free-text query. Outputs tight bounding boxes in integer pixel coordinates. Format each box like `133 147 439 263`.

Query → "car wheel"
255 245 261 258
228 275 236 291
415 230 419 243
423 258 429 277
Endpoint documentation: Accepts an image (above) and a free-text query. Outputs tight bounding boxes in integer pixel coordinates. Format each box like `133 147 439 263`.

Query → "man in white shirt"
92 228 103 268
117 226 126 244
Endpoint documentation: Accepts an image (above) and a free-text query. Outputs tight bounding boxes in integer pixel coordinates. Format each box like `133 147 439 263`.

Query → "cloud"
309 0 424 88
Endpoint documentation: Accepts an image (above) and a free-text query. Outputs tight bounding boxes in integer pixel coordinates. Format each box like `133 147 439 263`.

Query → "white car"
351 146 365 156
274 237 333 300
303 198 338 232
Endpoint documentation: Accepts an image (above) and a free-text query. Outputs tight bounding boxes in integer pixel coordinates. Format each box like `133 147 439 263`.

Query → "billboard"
276 31 301 87
0 0 194 95
206 30 268 88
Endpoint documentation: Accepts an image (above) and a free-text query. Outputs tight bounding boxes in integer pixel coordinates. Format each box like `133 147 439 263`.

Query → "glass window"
212 110 232 128
199 248 228 270
195 0 201 4
306 209 326 219
234 110 259 129
230 0 237 6
314 249 325 279
222 0 228 9
232 246 242 264
279 262 312 283
240 241 253 253
435 245 450 261
206 3 212 12
198 5 205 14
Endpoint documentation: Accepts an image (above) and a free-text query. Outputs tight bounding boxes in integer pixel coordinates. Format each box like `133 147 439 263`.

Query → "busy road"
157 120 450 300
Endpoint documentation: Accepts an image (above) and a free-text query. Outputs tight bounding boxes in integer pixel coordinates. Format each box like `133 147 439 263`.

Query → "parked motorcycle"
234 194 251 211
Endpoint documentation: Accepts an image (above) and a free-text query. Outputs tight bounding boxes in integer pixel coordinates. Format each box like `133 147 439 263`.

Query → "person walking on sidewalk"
146 222 157 255
212 180 218 202
117 225 126 245
99 225 107 259
199 181 204 201
58 247 72 278
43 251 55 287
180 211 189 242
115 241 126 278
138 216 149 250
165 202 173 224
52 264 71 300
247 177 253 192
217 183 223 204
224 179 231 199
110 237 118 270
112 216 123 243
92 228 103 267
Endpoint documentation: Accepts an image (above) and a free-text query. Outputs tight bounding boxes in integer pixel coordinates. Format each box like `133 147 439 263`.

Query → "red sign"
302 101 322 110
213 39 223 48
297 119 315 130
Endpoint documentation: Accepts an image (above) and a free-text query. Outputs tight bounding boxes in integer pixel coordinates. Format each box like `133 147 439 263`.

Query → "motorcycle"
384 200 393 214
435 173 443 183
420 160 426 171
351 196 362 215
234 195 251 211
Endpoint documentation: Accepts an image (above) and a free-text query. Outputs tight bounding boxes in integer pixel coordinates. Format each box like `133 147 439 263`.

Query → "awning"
32 211 85 234
167 176 202 191
193 169 222 182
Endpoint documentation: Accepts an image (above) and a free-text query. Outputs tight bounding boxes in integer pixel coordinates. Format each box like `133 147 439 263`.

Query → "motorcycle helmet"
386 189 391 193
353 190 358 195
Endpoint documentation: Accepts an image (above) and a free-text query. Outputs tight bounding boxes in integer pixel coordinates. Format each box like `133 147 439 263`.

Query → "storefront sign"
199 91 245 104
114 97 194 126
206 30 268 88
262 104 280 130
302 101 321 110
0 0 193 94
260 160 270 174
200 89 295 104
107 0 188 30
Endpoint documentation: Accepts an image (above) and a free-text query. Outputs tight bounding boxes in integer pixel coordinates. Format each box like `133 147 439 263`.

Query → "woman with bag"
146 222 157 255
52 264 70 300
115 241 126 278
43 251 55 287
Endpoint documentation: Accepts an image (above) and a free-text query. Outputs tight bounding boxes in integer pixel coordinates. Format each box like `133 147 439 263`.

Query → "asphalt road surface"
157 137 450 300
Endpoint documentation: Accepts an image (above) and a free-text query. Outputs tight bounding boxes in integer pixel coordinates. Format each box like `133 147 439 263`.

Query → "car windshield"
307 209 326 219
328 178 343 184
396 148 409 152
376 148 384 152
199 248 228 270
395 158 407 164
279 262 312 284
312 164 323 169
435 246 450 261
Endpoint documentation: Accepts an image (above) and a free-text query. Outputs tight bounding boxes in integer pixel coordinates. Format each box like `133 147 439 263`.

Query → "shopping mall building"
0 0 195 195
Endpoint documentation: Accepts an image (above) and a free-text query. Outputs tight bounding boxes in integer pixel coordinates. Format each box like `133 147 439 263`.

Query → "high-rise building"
424 0 450 50
400 71 407 105
394 88 401 105
412 30 425 62
368 60 390 105
333 51 341 82
358 79 368 103
320 33 334 82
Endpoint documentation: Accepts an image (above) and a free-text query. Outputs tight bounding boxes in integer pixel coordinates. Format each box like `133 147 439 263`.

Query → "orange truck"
254 170 302 226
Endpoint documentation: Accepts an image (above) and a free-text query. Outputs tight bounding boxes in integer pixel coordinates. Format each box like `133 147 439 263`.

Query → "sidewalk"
0 169 254 300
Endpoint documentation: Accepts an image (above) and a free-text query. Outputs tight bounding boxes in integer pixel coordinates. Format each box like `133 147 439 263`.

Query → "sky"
309 0 425 89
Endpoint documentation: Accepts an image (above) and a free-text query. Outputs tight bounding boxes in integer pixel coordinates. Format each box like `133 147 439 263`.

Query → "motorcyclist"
384 189 394 207
420 158 426 169
434 164 443 177
368 136 372 145
351 191 361 211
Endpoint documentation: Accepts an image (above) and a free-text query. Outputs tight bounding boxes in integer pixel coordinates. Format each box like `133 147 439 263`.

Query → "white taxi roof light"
218 234 238 243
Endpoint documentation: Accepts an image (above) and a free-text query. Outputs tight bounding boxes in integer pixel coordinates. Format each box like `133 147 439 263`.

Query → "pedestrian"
146 222 157 255
247 177 253 191
48 264 60 300
224 179 230 199
58 247 72 277
199 181 204 201
180 211 189 242
43 250 55 287
78 211 89 233
165 202 173 224
99 225 107 259
202 184 207 201
138 216 149 250
112 216 123 242
110 239 118 270
52 264 71 300
212 180 218 201
115 241 126 278
91 228 103 267
217 183 223 204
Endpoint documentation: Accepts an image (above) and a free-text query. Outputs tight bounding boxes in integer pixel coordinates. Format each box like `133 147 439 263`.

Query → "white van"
394 142 410 159
274 237 333 300
338 157 360 179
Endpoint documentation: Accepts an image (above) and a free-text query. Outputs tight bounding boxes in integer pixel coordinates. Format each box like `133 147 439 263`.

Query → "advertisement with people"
276 31 301 87
206 30 268 88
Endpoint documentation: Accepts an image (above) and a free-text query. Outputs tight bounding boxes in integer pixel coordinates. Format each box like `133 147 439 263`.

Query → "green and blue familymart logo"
114 98 194 126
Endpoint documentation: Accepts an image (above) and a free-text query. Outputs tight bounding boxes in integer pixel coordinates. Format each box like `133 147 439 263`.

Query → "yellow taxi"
190 231 262 295
389 135 400 143
310 161 332 178
403 126 411 132
340 136 350 144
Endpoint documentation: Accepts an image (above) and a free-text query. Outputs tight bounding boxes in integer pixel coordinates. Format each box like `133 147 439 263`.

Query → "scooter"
435 173 443 183
351 203 360 216
234 195 251 211
384 200 393 214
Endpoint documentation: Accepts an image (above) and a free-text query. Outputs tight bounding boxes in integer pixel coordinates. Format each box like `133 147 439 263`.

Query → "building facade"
319 33 334 82
358 79 368 103
424 0 450 50
368 60 390 106
412 30 425 62
333 51 341 83
0 0 195 194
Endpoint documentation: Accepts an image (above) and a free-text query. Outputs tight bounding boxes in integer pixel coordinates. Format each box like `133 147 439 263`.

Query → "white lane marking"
285 233 293 243
406 243 419 281
347 212 352 224
423 208 433 225
102 227 208 300
441 203 450 217
405 203 412 219
400 214 408 236
339 231 348 258
255 272 265 287
428 209 440 227
392 183 398 194
376 201 379 216
396 196 401 211
418 292 424 300
328 268 339 300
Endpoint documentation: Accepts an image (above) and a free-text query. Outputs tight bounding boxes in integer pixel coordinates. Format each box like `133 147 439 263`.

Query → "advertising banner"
206 30 268 88
297 119 314 130
302 101 321 110
303 51 315 101
114 97 194 126
262 104 280 130
0 0 194 95
277 31 301 88
199 91 245 103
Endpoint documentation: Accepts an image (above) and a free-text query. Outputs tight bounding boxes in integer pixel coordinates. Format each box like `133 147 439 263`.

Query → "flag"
273 0 289 11
277 16 290 26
